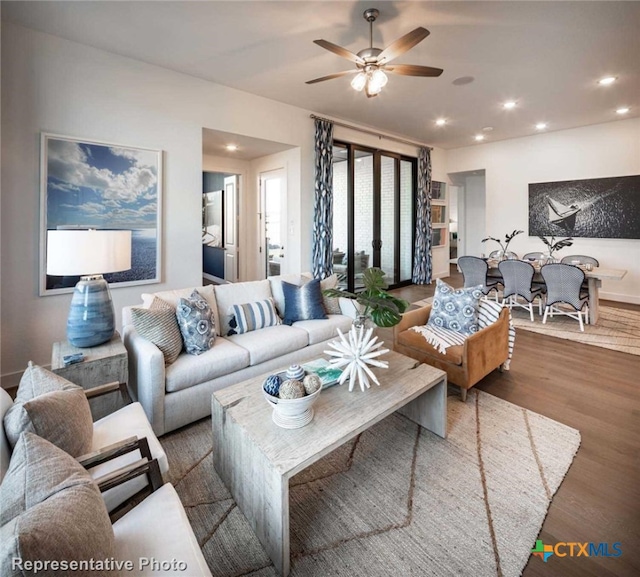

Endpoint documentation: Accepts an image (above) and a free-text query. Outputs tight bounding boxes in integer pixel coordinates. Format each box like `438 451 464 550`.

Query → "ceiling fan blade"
377 27 430 64
385 64 443 77
314 39 364 64
306 70 358 85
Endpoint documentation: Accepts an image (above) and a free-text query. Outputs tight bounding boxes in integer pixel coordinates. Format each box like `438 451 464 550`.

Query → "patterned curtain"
311 119 334 279
412 147 432 284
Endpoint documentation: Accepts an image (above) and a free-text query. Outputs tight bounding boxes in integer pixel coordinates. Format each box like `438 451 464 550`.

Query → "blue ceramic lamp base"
67 276 115 348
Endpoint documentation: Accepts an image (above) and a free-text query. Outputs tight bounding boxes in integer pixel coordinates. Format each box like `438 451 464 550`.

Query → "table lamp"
47 229 132 348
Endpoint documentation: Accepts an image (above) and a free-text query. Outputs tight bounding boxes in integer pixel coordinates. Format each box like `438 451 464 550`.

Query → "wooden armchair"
393 304 510 401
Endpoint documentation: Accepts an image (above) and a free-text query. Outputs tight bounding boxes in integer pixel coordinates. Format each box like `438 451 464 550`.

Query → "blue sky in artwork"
47 138 158 230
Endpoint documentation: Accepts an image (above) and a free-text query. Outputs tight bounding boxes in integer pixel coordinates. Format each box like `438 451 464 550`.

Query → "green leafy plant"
481 229 524 254
323 267 409 328
538 235 573 256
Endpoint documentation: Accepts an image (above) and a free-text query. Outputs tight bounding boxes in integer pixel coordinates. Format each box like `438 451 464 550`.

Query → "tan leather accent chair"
393 304 510 401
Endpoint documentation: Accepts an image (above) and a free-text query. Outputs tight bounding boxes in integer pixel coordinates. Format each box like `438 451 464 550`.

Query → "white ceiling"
4 1 639 150
202 128 294 160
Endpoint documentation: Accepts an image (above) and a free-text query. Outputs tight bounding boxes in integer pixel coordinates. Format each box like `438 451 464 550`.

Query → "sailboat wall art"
528 175 640 239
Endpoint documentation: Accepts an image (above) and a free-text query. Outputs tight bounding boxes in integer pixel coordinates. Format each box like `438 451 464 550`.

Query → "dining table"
484 259 627 324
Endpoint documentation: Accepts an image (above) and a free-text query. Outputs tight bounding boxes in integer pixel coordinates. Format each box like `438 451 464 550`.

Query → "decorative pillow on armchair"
427 278 483 335
176 290 216 355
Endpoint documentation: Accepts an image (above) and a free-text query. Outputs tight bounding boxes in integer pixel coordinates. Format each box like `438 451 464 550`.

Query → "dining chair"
498 260 544 321
560 254 599 266
458 256 501 300
540 263 589 331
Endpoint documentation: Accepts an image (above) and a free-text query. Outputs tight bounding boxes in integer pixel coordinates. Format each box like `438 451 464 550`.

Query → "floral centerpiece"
481 230 523 260
538 235 573 263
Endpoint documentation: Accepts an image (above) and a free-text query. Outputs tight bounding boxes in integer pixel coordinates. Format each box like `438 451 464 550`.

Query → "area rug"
160 390 580 577
412 299 639 356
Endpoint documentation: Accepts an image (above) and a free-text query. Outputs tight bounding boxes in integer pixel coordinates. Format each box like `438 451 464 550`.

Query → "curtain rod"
310 114 433 151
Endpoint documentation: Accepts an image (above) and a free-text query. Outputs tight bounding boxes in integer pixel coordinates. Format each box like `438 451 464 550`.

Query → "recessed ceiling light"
535 122 548 130
503 101 517 110
598 76 617 86
225 144 238 151
616 107 630 115
474 134 485 142
435 118 447 126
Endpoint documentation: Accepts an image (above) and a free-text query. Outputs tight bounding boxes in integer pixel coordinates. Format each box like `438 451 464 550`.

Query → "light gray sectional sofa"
122 274 356 436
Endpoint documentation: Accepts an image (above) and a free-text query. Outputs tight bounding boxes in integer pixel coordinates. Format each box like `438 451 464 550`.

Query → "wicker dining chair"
498 260 544 321
458 256 501 300
560 254 599 266
540 263 589 331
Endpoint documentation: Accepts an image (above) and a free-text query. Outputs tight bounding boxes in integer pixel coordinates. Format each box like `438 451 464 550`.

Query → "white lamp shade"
47 230 132 276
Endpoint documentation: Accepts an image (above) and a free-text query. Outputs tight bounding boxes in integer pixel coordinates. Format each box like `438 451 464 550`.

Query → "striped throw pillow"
131 297 183 364
227 299 281 336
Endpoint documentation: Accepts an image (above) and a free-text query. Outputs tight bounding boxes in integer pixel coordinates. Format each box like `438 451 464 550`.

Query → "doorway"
332 142 416 292
447 170 487 259
260 168 287 278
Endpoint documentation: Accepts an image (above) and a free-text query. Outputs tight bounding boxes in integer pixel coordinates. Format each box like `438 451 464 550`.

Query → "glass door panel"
380 155 396 285
353 149 373 290
399 160 414 282
332 144 348 288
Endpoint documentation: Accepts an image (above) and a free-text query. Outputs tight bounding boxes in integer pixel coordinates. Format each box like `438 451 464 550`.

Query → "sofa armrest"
122 324 167 436
393 305 432 342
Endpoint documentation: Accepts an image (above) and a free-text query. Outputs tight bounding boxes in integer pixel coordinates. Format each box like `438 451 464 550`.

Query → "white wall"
446 119 640 303
0 23 316 385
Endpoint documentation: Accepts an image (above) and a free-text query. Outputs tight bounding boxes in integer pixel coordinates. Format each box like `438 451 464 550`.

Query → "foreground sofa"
393 303 510 401
123 274 356 436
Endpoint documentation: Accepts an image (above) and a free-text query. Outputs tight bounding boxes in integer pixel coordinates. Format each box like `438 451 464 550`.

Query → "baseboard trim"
600 291 640 305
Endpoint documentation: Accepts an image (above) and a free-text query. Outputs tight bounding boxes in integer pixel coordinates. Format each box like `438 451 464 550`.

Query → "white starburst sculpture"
324 326 389 392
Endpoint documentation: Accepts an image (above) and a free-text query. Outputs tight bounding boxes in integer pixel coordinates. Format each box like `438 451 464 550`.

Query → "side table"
51 332 130 421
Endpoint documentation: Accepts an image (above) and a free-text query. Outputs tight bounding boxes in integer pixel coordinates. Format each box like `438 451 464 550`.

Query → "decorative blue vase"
67 276 115 348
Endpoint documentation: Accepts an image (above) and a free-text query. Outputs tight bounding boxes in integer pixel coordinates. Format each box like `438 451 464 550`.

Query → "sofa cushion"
4 364 93 457
0 434 115 577
428 278 483 335
396 328 464 365
131 298 183 364
301 273 342 315
165 338 251 393
228 298 281 335
293 315 353 345
142 285 220 337
226 325 309 366
267 273 304 317
176 290 216 355
0 433 91 525
282 279 327 325
214 280 272 337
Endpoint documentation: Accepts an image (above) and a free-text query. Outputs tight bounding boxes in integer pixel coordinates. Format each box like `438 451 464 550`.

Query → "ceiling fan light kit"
308 7 443 98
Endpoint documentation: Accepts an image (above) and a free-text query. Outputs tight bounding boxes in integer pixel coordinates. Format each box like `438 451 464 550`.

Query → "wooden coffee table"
211 350 447 576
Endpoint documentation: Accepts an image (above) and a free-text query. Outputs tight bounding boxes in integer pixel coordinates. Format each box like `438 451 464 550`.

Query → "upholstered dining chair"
540 263 589 331
458 256 501 300
498 260 545 321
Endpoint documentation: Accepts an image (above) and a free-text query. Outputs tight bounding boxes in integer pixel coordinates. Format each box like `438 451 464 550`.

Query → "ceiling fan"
307 8 443 98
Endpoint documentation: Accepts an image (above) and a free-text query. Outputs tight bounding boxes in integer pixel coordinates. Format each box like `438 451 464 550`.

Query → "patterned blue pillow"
427 279 482 335
227 298 281 336
282 279 327 326
176 290 216 355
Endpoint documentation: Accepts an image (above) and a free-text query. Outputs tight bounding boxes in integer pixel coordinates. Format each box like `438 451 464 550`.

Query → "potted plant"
538 235 573 263
323 267 409 328
481 230 523 260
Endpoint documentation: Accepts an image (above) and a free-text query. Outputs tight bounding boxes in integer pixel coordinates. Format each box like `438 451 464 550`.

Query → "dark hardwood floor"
387 267 640 577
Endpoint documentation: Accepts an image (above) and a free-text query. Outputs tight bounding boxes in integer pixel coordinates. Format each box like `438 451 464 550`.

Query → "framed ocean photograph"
40 133 163 295
528 175 640 239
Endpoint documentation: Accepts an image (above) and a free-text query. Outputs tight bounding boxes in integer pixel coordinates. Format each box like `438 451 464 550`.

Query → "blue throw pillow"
176 289 216 355
282 279 327 326
227 298 281 335
427 279 482 335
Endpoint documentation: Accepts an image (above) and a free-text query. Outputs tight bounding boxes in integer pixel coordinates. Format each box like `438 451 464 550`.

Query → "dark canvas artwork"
529 175 640 239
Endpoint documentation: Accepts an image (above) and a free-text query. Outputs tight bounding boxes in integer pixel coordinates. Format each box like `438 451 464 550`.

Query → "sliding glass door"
332 142 415 292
